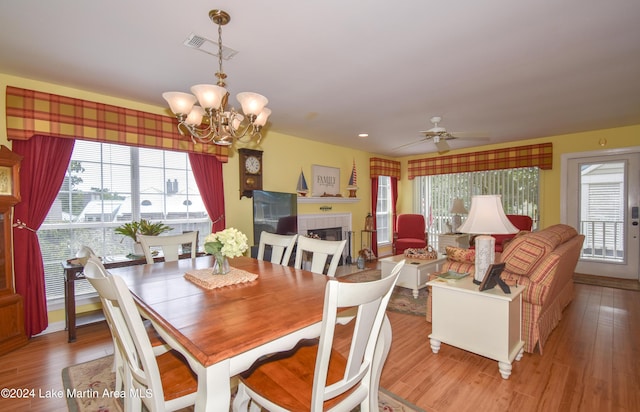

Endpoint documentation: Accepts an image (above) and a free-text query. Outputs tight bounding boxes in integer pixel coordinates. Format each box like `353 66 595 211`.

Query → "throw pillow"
445 246 475 263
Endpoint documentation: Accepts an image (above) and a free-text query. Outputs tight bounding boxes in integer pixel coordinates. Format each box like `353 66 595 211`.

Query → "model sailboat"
347 159 358 198
296 170 309 196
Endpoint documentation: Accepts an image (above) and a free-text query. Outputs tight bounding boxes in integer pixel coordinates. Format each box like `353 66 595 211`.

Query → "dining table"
107 255 392 412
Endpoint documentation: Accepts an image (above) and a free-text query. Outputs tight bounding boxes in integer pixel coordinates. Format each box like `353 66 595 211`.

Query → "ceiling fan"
394 116 488 154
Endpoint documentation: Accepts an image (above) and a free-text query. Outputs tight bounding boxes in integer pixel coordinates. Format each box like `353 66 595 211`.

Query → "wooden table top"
108 255 331 368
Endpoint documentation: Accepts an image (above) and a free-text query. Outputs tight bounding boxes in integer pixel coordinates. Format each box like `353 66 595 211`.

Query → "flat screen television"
252 190 298 247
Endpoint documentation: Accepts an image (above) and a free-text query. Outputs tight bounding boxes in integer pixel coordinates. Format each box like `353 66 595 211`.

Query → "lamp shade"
449 198 468 215
457 195 518 235
236 92 268 116
162 92 197 115
190 84 228 110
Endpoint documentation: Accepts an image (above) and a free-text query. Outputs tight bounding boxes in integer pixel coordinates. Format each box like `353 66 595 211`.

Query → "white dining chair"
257 231 297 265
84 256 198 412
234 260 405 412
294 236 347 277
138 231 198 264
83 257 170 392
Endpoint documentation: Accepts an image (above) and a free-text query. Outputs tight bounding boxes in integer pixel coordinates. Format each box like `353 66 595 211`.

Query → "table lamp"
449 198 468 233
457 195 518 284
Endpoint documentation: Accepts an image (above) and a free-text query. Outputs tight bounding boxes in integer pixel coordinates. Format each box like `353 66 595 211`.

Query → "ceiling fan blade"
418 130 439 137
392 137 430 151
448 131 491 140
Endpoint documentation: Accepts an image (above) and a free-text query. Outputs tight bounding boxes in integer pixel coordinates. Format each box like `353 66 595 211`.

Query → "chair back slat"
293 236 347 277
257 231 297 265
138 231 198 264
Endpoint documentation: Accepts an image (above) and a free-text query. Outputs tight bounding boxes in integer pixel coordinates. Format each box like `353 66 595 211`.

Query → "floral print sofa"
428 224 584 354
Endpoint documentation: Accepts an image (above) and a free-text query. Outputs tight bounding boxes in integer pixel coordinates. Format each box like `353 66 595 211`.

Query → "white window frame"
39 140 211 309
376 176 393 245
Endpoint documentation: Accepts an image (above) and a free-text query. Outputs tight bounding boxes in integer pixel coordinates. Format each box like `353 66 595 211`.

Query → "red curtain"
188 152 226 234
12 136 75 337
370 177 379 257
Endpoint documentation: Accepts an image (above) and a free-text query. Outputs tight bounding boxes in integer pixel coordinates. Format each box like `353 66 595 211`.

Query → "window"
376 176 392 244
39 140 211 305
414 167 540 251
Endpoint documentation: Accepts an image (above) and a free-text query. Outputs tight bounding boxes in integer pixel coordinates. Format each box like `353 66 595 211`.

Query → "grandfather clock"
0 146 27 353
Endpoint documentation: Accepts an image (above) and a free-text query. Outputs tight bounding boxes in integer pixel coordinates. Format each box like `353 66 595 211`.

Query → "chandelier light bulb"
236 92 268 117
253 108 271 127
162 92 197 116
185 106 205 126
190 84 227 110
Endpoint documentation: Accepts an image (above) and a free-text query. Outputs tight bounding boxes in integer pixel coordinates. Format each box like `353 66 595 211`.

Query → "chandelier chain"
216 20 226 87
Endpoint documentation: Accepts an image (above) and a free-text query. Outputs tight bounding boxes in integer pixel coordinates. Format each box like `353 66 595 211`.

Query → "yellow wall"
1 74 376 323
397 125 640 227
2 73 639 323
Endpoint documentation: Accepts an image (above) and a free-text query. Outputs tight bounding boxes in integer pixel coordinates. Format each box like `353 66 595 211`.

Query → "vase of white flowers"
203 228 249 275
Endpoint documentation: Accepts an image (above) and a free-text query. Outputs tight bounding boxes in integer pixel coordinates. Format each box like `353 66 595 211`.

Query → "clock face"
245 156 261 174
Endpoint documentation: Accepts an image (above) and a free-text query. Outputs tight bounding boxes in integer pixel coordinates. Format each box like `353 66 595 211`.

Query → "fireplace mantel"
297 197 359 204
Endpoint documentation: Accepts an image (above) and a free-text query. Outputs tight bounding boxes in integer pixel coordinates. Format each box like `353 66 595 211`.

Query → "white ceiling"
1 0 639 156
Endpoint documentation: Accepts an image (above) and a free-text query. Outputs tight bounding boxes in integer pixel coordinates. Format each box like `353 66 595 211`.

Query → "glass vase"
212 253 231 275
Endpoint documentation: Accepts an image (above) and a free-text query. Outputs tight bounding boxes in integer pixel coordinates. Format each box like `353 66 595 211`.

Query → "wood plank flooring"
0 283 638 411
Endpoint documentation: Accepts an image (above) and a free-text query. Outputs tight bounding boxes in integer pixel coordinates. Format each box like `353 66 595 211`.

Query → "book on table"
437 270 470 283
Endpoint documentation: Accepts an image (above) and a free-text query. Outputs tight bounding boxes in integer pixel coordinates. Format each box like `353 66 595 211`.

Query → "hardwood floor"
1 283 638 411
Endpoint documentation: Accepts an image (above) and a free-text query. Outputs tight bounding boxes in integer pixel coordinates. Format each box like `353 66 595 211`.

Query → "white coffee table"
380 254 446 298
427 276 525 379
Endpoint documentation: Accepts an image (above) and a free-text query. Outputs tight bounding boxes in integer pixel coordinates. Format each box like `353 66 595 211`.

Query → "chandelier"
163 9 271 146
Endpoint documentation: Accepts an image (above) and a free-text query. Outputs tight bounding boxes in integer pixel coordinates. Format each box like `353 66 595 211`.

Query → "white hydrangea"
204 227 249 258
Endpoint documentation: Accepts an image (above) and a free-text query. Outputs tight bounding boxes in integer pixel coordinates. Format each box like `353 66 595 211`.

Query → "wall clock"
238 148 263 199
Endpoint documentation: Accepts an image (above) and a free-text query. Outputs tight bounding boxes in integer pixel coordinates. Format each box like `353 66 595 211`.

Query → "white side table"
380 254 446 298
427 276 525 379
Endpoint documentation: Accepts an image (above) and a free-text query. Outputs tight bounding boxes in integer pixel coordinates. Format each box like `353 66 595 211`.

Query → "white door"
563 149 640 280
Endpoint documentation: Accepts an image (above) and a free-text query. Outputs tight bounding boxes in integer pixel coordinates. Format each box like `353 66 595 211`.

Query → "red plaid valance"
5 86 228 161
370 157 401 179
407 142 552 179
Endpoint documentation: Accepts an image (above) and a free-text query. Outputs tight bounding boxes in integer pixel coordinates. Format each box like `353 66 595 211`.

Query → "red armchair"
393 214 428 255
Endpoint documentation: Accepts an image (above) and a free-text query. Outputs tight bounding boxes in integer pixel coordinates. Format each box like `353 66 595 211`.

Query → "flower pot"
133 242 144 256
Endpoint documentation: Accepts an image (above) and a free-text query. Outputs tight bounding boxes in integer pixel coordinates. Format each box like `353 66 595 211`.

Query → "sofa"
427 224 584 354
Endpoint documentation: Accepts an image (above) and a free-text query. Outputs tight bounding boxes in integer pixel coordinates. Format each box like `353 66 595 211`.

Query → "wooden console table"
62 253 201 342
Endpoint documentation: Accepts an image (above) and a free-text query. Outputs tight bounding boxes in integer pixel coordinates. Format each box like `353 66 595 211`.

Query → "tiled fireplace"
298 213 353 262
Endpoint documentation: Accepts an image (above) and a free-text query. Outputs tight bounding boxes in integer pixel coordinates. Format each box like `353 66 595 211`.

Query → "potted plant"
115 219 173 255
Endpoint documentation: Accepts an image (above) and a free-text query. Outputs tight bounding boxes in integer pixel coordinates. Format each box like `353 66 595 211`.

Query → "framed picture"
479 262 510 293
311 165 340 196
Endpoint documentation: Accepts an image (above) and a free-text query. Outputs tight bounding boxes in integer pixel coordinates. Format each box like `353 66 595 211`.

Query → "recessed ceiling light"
358 133 369 138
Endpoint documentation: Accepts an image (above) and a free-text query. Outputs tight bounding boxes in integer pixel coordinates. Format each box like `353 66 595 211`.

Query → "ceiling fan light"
435 139 450 153
162 92 197 115
236 92 268 117
190 84 227 110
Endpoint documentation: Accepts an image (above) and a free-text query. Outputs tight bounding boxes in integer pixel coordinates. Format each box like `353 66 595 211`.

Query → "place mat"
184 267 258 289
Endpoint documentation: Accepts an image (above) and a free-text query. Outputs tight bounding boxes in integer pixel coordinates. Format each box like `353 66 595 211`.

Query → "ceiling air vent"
183 33 238 60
